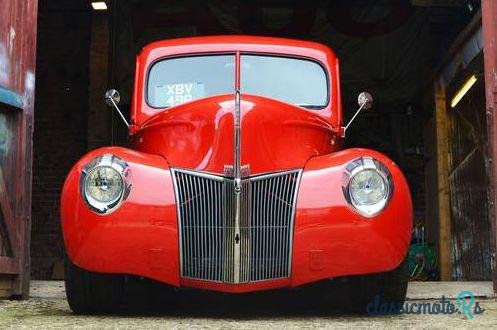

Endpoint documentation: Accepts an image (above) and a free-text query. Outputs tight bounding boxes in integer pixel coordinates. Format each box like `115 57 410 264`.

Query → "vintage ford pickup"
61 36 412 314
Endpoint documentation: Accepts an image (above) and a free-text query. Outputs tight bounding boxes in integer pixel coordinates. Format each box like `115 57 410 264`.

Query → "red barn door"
0 0 38 298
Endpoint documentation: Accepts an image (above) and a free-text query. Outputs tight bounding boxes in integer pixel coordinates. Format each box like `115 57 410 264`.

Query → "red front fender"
60 147 180 286
62 147 412 292
291 148 412 287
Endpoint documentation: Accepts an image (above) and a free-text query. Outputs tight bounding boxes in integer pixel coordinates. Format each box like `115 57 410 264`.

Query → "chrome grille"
172 169 301 283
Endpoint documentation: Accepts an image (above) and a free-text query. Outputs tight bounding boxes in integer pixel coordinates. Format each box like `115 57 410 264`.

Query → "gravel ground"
0 281 495 329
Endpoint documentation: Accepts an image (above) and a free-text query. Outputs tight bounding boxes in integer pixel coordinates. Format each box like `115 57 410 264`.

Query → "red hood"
134 95 336 176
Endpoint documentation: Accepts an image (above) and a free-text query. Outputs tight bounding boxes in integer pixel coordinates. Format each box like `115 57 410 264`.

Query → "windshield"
241 55 328 108
147 55 235 107
147 54 328 108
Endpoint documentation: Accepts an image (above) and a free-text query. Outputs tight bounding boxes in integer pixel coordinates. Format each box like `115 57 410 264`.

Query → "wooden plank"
0 87 23 109
13 0 38 299
0 0 38 299
435 85 452 281
0 257 19 274
0 167 17 253
0 275 13 298
14 111 34 297
10 0 37 299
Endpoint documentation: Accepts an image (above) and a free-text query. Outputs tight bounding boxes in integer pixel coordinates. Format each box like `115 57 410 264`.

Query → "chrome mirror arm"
341 92 373 138
108 97 130 128
342 101 366 136
104 89 129 128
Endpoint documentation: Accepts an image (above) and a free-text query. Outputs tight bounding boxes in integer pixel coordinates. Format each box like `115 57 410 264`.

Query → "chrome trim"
250 170 302 181
104 89 130 128
342 156 393 218
172 168 225 182
232 91 242 282
171 169 184 277
175 167 296 180
80 154 131 215
233 90 242 182
172 168 301 283
223 164 250 177
287 169 302 276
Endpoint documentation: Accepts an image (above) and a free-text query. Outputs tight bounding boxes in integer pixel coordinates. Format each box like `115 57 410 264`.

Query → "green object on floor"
409 243 438 281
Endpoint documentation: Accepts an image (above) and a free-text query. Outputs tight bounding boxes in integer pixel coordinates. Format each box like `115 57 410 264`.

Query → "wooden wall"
0 0 38 298
446 54 493 280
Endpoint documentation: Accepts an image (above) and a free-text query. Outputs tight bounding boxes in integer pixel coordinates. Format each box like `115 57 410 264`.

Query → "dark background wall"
31 2 91 278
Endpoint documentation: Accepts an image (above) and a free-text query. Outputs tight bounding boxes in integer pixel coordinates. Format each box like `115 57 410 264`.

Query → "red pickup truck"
61 36 412 314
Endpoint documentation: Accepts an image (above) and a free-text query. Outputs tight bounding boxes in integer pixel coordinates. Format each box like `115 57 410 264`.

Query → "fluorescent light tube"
450 74 477 108
91 2 107 10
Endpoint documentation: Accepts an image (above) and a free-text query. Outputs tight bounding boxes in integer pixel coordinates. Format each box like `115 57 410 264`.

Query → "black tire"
343 256 409 314
123 276 179 313
64 259 125 314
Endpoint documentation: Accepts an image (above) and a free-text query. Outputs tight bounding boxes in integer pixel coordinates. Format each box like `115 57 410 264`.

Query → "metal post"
482 0 497 294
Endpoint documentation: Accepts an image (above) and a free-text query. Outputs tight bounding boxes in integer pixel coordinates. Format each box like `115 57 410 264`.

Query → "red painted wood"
482 0 497 294
0 256 18 274
0 0 38 298
0 167 17 253
0 0 37 96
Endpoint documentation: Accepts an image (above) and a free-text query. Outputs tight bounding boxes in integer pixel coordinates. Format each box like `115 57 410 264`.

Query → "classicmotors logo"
367 291 485 318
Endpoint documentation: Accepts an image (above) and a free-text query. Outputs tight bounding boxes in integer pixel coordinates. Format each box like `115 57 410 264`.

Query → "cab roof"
132 35 342 130
139 35 337 65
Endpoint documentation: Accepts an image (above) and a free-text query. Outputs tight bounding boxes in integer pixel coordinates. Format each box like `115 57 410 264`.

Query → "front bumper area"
61 147 412 293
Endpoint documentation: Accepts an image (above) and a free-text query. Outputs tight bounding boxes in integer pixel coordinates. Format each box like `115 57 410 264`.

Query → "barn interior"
29 0 490 284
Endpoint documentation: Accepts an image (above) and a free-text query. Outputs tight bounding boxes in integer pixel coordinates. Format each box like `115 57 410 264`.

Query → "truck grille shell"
172 169 301 283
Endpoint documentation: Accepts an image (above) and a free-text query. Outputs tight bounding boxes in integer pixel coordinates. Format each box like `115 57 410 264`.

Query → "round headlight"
349 169 387 206
81 154 131 214
344 157 392 217
84 166 123 204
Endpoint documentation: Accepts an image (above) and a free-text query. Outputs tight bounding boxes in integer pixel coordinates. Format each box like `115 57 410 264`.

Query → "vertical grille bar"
172 169 300 283
249 171 300 281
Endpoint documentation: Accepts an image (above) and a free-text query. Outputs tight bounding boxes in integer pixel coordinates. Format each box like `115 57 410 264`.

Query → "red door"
0 0 38 298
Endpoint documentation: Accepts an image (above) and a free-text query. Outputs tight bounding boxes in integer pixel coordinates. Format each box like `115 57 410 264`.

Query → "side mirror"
341 91 374 137
357 92 373 110
104 89 129 128
105 89 121 107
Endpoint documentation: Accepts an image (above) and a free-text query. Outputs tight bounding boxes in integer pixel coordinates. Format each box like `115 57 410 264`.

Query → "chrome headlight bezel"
342 157 393 218
81 154 131 215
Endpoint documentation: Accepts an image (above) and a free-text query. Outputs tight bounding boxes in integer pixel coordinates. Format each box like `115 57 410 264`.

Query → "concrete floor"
0 281 495 328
